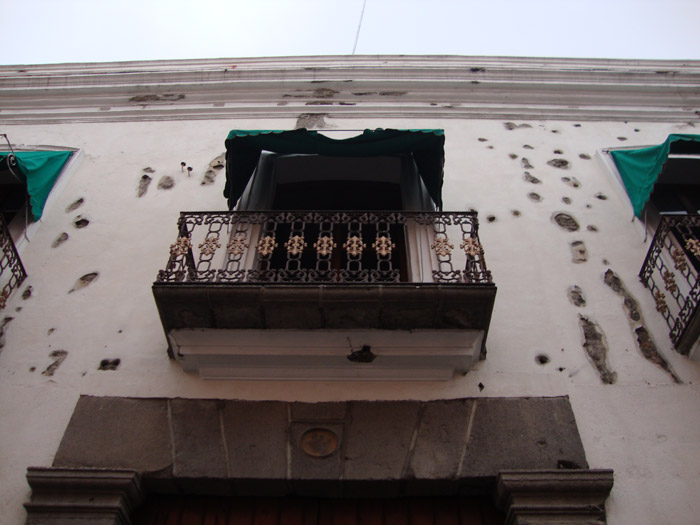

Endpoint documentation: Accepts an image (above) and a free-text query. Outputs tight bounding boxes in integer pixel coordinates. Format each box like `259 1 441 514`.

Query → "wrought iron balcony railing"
640 214 700 353
0 214 26 311
156 211 493 286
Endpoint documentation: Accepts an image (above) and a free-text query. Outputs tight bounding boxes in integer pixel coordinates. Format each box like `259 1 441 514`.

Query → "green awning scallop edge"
610 134 700 218
0 150 73 220
224 128 445 210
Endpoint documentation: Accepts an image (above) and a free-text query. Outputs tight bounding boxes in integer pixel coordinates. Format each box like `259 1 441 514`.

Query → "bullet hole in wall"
570 240 588 263
634 326 682 383
68 272 99 293
587 225 599 232
201 169 217 186
29 367 36 372
312 87 339 98
509 153 518 159
99 358 121 371
595 193 608 200
129 94 185 103
618 137 628 141
137 175 152 197
65 198 84 213
528 192 542 202
562 197 572 204
547 158 570 169
295 113 328 129
551 130 560 134
210 154 225 169
47 328 55 335
478 382 484 391
573 123 582 127
553 213 580 232
578 315 617 384
42 350 68 377
486 215 496 223
561 176 581 189
504 122 532 130
567 285 586 307
603 269 682 383
521 158 534 169
523 144 534 150
511 209 521 217
22 286 32 300
143 167 155 173
0 316 13 351
553 149 563 154
478 138 488 142
157 176 175 190
535 354 550 365
634 129 640 132
523 172 541 184
73 216 89 229
579 154 591 160
487 145 494 149
51 232 69 248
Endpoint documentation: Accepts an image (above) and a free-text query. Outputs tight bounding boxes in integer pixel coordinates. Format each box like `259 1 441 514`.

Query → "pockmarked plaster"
0 109 699 525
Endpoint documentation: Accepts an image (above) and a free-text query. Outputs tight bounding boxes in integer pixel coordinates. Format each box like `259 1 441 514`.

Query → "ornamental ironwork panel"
156 211 493 286
640 214 700 352
0 215 27 311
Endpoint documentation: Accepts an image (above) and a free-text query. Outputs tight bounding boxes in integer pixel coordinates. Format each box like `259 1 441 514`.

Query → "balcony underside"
153 283 496 380
153 283 496 332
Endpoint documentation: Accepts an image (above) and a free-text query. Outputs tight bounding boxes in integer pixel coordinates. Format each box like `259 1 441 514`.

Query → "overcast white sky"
2 0 700 65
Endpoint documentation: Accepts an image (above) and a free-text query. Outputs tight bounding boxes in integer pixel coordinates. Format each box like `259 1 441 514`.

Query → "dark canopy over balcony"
223 129 446 210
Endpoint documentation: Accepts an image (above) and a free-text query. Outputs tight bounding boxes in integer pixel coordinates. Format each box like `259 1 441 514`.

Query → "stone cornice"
1 55 699 124
24 467 143 525
497 469 615 524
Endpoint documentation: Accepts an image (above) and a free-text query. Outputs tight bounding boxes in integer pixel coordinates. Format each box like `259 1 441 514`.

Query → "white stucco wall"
1 115 700 524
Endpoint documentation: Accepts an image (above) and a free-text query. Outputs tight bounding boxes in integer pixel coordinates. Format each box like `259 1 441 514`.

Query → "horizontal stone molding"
497 469 615 525
24 467 143 525
1 55 699 124
52 396 589 485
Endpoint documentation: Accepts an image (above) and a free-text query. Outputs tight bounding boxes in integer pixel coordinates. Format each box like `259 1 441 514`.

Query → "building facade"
1 55 700 524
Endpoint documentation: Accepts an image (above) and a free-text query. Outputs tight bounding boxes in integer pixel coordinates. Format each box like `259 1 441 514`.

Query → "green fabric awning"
0 150 73 220
610 134 700 217
224 129 446 209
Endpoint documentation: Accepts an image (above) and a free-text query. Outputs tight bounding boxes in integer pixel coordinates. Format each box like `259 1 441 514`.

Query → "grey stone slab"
170 399 227 478
409 399 474 479
461 397 588 477
53 396 172 474
290 422 343 480
208 286 264 329
440 287 497 329
344 401 420 480
321 287 381 328
262 287 324 328
153 286 213 330
291 402 347 421
222 401 288 479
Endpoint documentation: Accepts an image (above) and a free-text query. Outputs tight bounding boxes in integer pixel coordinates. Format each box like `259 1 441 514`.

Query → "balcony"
152 210 497 380
0 215 26 311
640 214 700 359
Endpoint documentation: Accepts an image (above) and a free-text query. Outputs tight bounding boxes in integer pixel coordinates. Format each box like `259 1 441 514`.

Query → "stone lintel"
24 467 143 525
497 469 615 525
